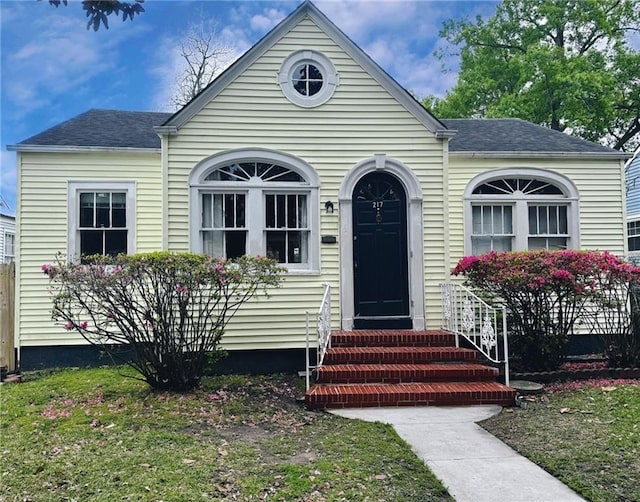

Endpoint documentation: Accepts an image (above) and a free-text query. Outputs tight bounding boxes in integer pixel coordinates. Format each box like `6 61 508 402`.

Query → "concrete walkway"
331 406 586 502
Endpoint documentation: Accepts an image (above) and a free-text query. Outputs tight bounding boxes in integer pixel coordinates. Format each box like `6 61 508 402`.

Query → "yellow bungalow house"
9 2 630 406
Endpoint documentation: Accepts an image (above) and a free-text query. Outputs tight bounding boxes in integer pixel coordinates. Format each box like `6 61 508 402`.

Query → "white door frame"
338 154 425 330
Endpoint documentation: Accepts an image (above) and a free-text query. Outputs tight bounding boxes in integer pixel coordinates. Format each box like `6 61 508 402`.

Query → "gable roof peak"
159 0 448 137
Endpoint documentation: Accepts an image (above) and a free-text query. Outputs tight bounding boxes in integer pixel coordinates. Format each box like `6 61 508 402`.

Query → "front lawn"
481 380 640 502
0 367 451 501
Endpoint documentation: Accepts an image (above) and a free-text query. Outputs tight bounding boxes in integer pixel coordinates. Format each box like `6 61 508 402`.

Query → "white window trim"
464 168 580 255
67 181 136 261
277 50 339 108
189 149 320 273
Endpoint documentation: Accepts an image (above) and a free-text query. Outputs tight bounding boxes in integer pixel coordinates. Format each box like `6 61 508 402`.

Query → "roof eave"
7 144 161 154
450 150 631 160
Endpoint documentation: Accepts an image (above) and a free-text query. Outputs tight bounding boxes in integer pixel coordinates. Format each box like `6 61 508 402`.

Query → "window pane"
471 236 492 255
287 231 302 263
112 192 126 228
482 206 492 233
202 194 213 228
548 206 558 234
491 206 503 234
213 194 223 228
80 230 103 256
547 237 567 250
308 80 323 96
528 237 567 250
503 206 513 233
287 195 297 228
538 207 548 234
96 192 111 228
493 236 512 252
5 234 15 256
471 235 512 255
558 206 567 233
286 230 309 264
225 230 246 259
298 195 307 227
529 206 537 234
630 236 640 252
267 231 286 262
105 230 127 256
472 206 482 234
266 194 275 228
224 194 235 228
236 194 246 227
276 195 286 228
202 230 223 257
79 193 94 228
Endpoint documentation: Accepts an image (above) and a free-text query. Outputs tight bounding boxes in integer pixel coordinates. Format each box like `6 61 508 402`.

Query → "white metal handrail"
305 283 331 390
441 282 510 386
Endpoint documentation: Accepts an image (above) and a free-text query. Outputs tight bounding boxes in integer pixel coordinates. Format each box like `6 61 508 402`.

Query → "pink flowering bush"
44 252 284 391
453 250 640 371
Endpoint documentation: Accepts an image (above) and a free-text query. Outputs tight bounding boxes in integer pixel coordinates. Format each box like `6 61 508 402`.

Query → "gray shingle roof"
441 118 619 155
13 109 625 158
17 109 171 149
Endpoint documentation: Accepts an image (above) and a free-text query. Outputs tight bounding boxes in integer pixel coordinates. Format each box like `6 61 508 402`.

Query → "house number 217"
372 201 384 210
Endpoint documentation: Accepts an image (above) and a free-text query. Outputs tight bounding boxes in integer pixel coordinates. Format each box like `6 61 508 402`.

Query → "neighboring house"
626 148 640 263
0 205 16 264
8 1 631 370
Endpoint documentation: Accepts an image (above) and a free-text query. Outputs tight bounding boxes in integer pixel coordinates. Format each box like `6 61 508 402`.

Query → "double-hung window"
68 182 135 260
628 220 640 252
3 232 15 263
190 152 319 272
466 172 578 255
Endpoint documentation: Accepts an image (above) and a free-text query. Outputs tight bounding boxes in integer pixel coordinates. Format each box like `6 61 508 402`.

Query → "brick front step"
331 329 456 348
305 382 516 409
323 346 478 365
314 363 498 384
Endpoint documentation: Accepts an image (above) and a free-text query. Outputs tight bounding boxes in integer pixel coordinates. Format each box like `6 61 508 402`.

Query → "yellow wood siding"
17 151 162 346
447 156 626 271
166 18 447 349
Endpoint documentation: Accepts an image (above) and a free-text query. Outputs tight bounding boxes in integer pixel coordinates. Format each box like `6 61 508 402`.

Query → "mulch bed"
511 360 640 383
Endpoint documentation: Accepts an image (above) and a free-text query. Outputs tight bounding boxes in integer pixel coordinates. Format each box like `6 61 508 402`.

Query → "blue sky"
0 0 498 215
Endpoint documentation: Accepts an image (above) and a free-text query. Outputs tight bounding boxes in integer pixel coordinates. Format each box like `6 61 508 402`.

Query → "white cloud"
4 10 147 118
317 1 420 39
250 7 288 32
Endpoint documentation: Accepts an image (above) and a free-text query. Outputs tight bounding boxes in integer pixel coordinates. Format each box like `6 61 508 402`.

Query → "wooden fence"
0 262 16 374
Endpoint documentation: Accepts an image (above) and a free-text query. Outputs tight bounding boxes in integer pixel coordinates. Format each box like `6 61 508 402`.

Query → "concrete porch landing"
331 406 586 502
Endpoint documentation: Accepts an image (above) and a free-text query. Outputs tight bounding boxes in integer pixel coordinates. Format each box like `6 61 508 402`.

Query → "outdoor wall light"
324 201 334 214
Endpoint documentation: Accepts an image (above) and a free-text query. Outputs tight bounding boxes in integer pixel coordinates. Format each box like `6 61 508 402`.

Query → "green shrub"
43 252 284 390
453 250 640 371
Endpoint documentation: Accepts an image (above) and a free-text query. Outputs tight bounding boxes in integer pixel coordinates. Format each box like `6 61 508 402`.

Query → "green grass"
0 367 451 501
481 382 640 502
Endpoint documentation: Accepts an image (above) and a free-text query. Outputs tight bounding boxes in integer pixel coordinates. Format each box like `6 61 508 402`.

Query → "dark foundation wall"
16 335 608 374
18 345 313 375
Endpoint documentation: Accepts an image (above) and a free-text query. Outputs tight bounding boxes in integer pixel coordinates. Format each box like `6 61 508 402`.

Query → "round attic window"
278 50 338 108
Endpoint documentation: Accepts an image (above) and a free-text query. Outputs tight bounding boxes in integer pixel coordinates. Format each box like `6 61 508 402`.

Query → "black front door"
352 172 410 329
